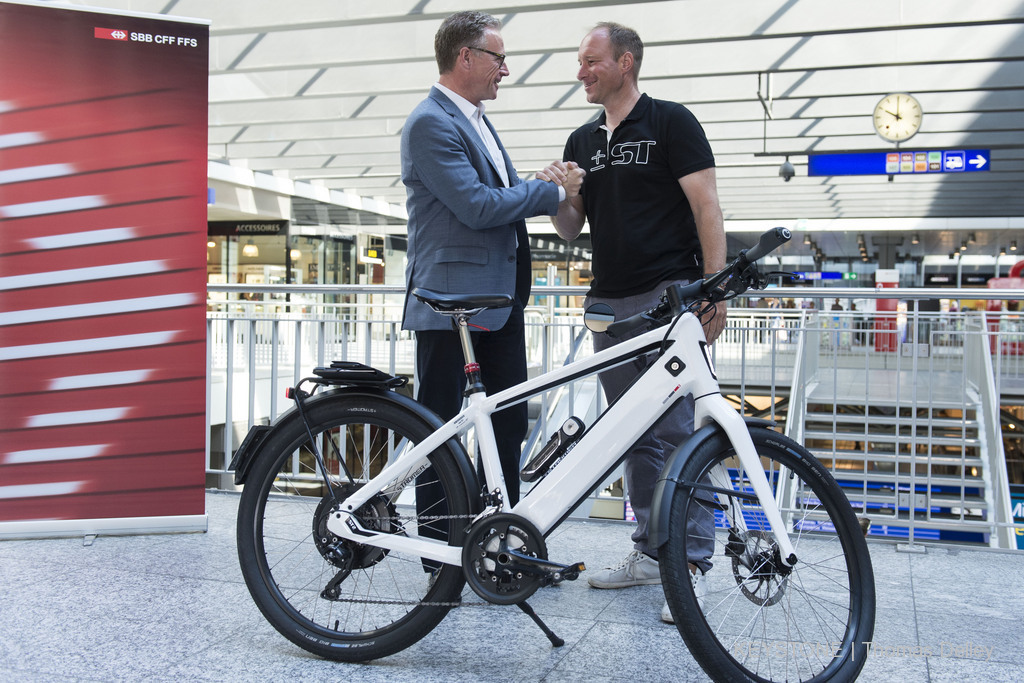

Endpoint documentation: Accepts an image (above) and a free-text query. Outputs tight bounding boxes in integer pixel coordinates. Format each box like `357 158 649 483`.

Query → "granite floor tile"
1 491 1021 682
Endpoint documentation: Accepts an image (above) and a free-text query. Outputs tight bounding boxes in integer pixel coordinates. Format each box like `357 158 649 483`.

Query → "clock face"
873 93 922 142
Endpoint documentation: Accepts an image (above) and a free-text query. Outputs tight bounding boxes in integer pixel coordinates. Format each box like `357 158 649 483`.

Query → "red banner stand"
0 2 210 538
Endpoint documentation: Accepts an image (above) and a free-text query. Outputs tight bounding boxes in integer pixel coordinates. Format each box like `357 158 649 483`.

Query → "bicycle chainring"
462 513 546 605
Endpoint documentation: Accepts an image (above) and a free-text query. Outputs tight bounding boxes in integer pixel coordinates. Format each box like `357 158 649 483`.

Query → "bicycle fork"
696 397 799 567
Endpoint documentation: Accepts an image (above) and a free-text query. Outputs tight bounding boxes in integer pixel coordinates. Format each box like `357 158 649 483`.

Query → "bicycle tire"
661 427 875 682
236 390 472 662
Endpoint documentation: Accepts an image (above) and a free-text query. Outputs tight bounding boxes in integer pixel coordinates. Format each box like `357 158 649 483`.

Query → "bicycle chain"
325 594 481 609
334 511 500 608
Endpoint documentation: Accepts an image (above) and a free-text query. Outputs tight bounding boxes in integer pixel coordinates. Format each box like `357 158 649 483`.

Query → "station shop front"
205 220 592 312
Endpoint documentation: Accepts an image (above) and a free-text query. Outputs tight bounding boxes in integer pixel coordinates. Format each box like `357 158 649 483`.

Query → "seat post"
454 314 486 396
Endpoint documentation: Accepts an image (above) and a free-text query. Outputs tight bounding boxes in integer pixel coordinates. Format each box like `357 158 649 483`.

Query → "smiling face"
467 28 509 104
576 28 628 105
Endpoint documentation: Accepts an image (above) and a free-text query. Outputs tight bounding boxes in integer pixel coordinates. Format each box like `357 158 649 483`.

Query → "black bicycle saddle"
412 288 513 313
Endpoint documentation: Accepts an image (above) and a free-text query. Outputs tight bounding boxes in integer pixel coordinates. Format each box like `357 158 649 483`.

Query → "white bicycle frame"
324 309 798 567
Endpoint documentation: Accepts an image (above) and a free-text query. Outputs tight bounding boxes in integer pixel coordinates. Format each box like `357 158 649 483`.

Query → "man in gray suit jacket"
401 11 582 517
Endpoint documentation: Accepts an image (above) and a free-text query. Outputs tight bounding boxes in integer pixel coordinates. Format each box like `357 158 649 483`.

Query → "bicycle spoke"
236 393 473 661
662 428 874 682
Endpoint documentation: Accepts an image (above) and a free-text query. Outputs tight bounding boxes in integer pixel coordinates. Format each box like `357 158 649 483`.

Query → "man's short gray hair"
594 21 643 79
435 11 502 74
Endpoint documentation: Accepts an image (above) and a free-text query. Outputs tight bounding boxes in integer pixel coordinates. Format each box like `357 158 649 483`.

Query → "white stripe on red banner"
48 370 152 391
0 293 198 325
0 330 179 361
0 164 74 185
0 131 44 148
0 482 86 500
24 227 138 250
26 408 130 428
0 195 105 218
0 260 169 290
4 445 108 465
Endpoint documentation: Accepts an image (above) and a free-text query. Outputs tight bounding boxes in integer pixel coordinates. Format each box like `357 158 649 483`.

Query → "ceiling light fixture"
242 242 259 258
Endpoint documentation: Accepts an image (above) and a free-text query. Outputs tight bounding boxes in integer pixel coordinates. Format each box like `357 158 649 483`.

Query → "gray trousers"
587 280 715 573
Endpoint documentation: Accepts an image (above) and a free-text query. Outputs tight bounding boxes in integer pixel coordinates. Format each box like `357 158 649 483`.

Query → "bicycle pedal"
544 561 586 585
560 562 586 581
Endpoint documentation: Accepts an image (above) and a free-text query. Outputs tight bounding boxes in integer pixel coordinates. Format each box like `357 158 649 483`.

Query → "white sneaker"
661 567 707 624
587 549 661 589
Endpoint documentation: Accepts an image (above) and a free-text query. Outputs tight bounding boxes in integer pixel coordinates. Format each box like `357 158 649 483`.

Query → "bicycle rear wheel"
661 427 875 682
236 390 473 662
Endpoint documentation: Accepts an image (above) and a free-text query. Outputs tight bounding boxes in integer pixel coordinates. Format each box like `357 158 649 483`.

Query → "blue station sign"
808 150 990 177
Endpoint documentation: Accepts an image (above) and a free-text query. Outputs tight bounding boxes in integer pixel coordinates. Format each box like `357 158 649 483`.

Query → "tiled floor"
1 491 1022 682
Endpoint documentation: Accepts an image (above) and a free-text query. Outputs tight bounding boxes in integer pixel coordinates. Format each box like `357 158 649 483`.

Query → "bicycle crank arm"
503 548 585 584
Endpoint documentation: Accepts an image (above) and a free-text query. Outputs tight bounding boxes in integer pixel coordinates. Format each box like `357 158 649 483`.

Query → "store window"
207 221 358 295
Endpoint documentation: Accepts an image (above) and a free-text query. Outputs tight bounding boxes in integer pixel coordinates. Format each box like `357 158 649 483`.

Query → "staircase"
801 392 991 544
773 314 1019 549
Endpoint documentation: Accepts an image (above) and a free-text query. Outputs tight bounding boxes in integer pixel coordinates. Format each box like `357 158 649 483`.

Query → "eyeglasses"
468 46 506 68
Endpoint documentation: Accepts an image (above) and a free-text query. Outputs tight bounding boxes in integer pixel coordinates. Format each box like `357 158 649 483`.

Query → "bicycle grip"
741 226 792 264
605 312 650 339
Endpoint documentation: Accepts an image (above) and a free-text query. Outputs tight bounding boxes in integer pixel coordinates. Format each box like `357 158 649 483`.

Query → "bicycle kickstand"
516 601 564 647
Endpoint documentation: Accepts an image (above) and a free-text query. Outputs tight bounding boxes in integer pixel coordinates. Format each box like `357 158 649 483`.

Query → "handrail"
205 285 1024 545
207 283 1024 301
966 314 1017 548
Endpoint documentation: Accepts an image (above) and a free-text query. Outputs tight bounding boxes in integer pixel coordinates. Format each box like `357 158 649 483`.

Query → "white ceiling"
46 0 1024 264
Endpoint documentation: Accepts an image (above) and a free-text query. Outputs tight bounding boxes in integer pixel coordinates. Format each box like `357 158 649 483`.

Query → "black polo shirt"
563 94 715 297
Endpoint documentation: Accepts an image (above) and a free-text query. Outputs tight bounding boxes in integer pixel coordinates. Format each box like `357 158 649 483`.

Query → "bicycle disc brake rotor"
462 513 546 605
313 483 397 570
728 529 788 606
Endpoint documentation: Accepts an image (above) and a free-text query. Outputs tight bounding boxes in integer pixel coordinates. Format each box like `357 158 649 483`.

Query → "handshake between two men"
537 161 586 198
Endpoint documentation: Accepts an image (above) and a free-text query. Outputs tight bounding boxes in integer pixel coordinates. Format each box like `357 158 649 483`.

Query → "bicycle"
230 226 875 682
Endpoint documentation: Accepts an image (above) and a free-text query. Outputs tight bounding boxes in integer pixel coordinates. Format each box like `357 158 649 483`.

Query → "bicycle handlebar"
740 226 792 266
604 226 792 339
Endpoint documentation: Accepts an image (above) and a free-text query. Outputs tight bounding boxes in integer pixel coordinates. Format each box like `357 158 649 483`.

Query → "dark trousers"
587 281 713 572
413 302 529 563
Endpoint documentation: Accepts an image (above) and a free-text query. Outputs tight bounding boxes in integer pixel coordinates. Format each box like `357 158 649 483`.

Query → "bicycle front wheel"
236 390 473 662
661 427 875 682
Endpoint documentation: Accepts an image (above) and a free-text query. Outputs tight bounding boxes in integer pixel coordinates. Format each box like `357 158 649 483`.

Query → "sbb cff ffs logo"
94 27 198 47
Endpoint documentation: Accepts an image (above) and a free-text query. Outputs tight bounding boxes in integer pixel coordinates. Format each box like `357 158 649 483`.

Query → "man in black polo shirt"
541 21 726 624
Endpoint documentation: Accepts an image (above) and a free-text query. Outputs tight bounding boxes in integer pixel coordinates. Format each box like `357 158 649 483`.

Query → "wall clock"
873 93 922 143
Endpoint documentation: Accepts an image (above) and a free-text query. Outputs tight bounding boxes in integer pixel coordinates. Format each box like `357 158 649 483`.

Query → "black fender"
229 388 480 515
649 417 776 550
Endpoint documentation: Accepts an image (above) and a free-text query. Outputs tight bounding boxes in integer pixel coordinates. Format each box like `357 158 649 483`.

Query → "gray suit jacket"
400 87 560 331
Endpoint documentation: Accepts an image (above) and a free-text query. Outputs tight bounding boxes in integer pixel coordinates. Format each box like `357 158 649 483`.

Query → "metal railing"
779 309 1017 548
206 283 1024 544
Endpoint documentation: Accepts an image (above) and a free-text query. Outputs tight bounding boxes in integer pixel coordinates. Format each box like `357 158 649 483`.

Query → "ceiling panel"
48 0 1024 264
